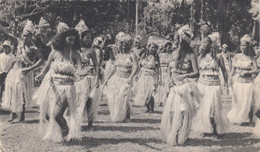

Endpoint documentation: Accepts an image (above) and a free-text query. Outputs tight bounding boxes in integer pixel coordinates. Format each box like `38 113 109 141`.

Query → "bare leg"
53 94 69 138
86 98 93 127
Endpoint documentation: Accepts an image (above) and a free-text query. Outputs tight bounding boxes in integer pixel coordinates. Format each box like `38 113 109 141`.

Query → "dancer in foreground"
193 32 229 137
161 25 200 146
35 26 85 142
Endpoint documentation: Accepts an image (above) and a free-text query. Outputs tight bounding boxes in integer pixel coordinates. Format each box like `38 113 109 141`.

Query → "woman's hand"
94 78 99 88
22 68 31 75
239 71 247 77
176 74 186 81
35 73 44 82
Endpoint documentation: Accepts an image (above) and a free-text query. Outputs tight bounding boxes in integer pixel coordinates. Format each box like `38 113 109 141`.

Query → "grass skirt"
134 73 156 106
154 71 170 105
160 82 200 146
192 83 229 134
103 73 131 122
1 69 33 112
35 72 81 142
227 81 253 124
75 75 101 123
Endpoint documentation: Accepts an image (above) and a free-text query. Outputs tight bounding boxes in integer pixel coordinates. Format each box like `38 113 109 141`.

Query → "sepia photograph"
0 0 259 151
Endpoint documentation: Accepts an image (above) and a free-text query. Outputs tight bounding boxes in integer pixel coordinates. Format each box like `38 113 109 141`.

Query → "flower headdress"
177 25 194 41
208 32 221 51
56 22 69 34
240 34 253 44
75 19 89 37
22 20 35 36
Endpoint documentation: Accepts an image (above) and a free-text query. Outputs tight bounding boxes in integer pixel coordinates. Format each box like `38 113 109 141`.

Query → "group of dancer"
0 16 259 146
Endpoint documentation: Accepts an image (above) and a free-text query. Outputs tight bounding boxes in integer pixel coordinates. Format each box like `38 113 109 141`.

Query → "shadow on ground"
64 137 163 151
81 125 158 132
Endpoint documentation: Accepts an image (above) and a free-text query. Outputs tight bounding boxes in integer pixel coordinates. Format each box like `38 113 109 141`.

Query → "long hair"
146 42 160 67
52 29 80 51
176 40 194 69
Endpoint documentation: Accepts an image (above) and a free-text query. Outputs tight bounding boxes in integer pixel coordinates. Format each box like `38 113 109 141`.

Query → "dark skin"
81 32 100 87
229 41 258 86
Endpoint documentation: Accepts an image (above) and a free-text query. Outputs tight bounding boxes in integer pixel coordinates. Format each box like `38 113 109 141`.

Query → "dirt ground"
0 94 260 152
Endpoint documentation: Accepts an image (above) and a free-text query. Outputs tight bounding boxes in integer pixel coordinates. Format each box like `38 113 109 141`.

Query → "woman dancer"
193 32 229 137
74 20 100 127
132 35 145 61
253 48 260 137
134 41 161 113
1 20 44 122
35 27 84 142
161 25 200 146
227 34 258 125
103 33 138 122
157 41 172 107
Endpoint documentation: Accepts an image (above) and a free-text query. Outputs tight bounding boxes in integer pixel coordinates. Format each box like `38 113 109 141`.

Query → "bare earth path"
0 94 260 152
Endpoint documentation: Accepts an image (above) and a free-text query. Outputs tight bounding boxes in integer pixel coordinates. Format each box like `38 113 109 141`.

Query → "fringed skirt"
37 80 81 142
33 69 53 123
192 82 229 134
227 80 254 124
154 70 170 104
134 73 156 106
160 82 200 146
103 73 131 122
1 69 34 112
75 75 101 123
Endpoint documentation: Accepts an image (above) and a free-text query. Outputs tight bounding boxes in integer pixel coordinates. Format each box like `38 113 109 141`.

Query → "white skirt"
103 73 131 122
192 83 229 134
1 69 34 112
227 81 254 124
161 82 200 146
75 75 101 123
134 73 156 106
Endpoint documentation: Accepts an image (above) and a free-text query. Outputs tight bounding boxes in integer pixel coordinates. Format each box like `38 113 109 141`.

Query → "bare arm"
35 50 54 80
217 54 228 83
185 53 199 78
91 48 100 84
23 48 44 73
128 52 138 81
0 24 18 51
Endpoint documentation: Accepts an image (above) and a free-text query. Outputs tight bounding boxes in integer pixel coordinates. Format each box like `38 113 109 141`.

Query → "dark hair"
200 37 214 59
241 41 256 57
53 29 80 51
176 40 193 69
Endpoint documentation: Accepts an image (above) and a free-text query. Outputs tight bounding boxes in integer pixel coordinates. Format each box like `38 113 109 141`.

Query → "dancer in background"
35 26 85 142
161 25 200 146
132 35 145 61
220 44 232 95
134 42 161 113
156 41 172 107
227 34 258 125
193 32 229 137
103 33 138 122
74 19 100 127
1 20 44 122
0 40 16 103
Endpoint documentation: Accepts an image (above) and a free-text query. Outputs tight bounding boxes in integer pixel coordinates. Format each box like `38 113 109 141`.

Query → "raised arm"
0 24 18 52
